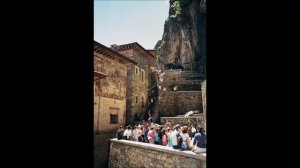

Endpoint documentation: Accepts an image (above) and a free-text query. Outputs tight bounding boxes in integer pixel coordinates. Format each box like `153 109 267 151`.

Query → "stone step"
163 79 204 84
161 83 202 91
160 77 203 91
177 114 203 117
163 71 204 80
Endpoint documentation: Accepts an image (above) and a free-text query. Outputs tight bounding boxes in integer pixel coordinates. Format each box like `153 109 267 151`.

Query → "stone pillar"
201 80 206 131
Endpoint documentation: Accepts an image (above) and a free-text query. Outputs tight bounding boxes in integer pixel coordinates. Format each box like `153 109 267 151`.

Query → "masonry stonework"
94 53 127 99
117 44 156 125
94 42 136 133
109 139 206 168
158 91 202 118
160 114 205 128
156 70 204 121
94 53 128 132
94 41 137 168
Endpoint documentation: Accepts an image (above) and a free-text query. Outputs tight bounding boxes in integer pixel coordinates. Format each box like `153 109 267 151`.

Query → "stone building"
147 49 156 58
111 42 156 125
94 41 137 133
94 71 107 133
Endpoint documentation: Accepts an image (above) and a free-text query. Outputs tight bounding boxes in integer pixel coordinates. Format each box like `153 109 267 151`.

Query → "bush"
170 0 182 19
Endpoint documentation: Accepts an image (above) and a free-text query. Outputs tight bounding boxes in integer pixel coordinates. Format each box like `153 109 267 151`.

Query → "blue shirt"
154 132 160 142
193 132 206 148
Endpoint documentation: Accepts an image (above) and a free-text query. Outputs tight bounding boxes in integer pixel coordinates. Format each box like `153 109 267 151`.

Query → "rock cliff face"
156 0 206 74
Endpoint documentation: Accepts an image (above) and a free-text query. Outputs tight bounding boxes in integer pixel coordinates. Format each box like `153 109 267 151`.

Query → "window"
141 69 145 82
135 66 139 75
141 96 144 107
110 114 118 124
136 96 138 103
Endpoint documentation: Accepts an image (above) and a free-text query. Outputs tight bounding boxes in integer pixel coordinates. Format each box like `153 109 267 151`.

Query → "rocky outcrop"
156 0 206 75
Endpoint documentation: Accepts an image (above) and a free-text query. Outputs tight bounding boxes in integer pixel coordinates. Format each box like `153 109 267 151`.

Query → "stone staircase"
160 113 205 127
155 70 205 123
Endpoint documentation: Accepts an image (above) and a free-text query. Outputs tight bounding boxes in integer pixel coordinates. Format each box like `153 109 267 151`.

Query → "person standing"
162 128 168 146
129 125 134 141
133 126 138 141
167 127 173 147
116 126 124 140
147 111 152 122
147 126 155 144
171 124 182 149
189 124 196 139
180 126 190 150
154 127 161 145
123 126 131 140
144 124 149 143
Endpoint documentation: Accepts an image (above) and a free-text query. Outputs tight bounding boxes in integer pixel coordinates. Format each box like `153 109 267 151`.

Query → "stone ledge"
163 91 202 93
166 79 204 82
161 116 203 119
176 114 203 117
110 138 206 161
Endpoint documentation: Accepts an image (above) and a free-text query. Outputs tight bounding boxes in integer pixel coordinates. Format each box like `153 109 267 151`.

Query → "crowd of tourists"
116 120 206 154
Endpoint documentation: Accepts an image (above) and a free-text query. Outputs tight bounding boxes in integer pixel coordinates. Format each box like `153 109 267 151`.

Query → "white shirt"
182 133 188 142
123 129 130 137
191 127 196 133
171 130 179 145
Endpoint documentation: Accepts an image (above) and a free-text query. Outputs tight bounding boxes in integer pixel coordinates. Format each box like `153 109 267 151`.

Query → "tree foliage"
170 0 182 19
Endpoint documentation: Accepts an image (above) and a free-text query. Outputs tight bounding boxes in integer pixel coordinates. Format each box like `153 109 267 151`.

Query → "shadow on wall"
94 132 115 168
164 63 184 70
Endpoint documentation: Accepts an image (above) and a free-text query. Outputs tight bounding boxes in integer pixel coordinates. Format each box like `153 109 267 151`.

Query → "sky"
94 0 169 49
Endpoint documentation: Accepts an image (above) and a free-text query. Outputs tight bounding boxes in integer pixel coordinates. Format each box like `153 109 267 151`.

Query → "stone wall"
94 52 127 100
120 49 156 125
157 91 202 118
98 97 126 132
155 70 204 122
160 114 205 128
109 139 206 168
162 70 204 81
94 52 128 132
161 79 202 91
125 64 149 125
